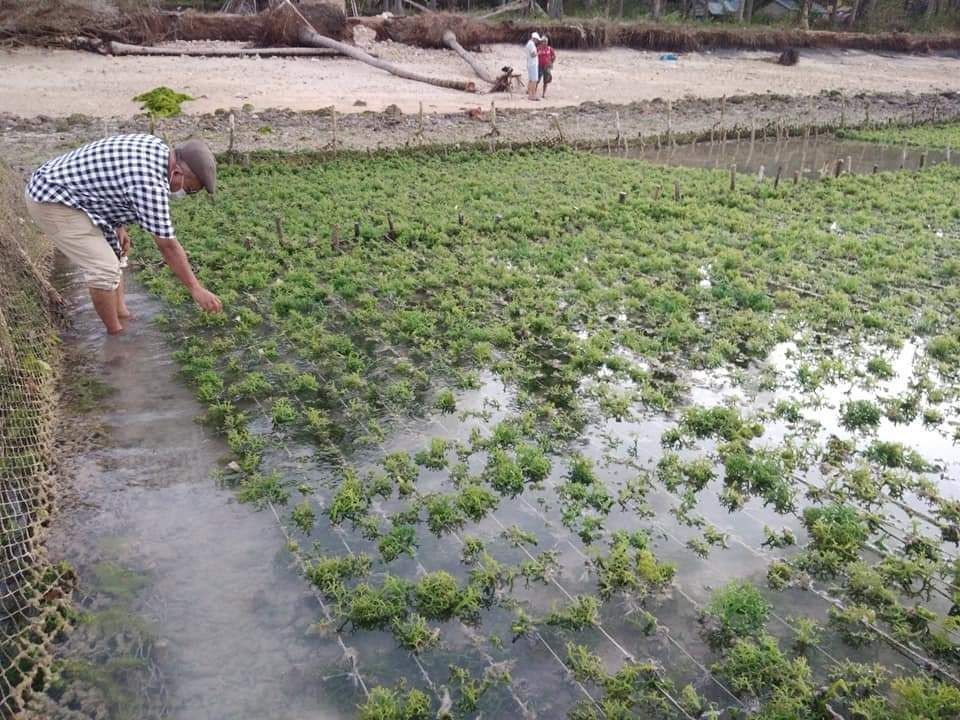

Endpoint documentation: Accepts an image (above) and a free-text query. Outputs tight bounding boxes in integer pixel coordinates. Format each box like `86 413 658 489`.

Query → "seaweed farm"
131 139 960 719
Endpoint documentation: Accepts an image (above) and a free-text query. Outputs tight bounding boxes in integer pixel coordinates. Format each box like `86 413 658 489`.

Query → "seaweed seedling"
346 576 412 630
828 604 877 647
483 449 525 497
468 552 516 602
594 531 675 600
518 550 560 586
722 444 795 514
357 684 432 720
448 663 512 714
516 443 552 483
413 571 461 620
237 470 287 507
501 525 538 548
435 388 457 414
391 613 440 654
865 441 929 472
290 501 316 534
455 483 499 522
327 469 369 525
383 451 419 497
306 553 372 599
460 535 485 565
564 642 606 683
789 616 823 654
840 400 882 432
511 608 536 641
799 503 870 577
712 633 812 701
702 580 771 648
546 595 600 632
414 438 449 470
378 524 417 563
423 494 466 536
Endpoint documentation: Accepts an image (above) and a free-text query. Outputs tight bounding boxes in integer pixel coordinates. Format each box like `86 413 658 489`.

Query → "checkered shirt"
26 134 175 258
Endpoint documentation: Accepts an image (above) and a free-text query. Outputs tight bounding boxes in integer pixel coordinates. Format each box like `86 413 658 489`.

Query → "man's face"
170 164 203 195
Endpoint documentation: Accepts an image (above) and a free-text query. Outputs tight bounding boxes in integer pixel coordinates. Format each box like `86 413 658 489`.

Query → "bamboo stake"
228 112 235 155
673 180 681 201
331 107 338 153
774 166 782 188
729 163 736 191
666 100 673 145
720 95 726 143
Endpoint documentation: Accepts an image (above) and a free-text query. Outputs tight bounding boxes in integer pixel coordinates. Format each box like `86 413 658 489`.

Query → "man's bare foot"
117 307 133 319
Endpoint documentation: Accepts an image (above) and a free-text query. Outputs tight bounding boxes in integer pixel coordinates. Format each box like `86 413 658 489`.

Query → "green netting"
0 162 74 717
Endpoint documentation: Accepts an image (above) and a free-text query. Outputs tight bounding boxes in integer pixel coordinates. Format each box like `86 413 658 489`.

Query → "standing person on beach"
538 35 557 99
25 134 222 335
525 32 542 101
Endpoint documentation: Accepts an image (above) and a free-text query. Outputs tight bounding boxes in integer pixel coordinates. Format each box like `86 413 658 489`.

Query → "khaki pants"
24 195 120 291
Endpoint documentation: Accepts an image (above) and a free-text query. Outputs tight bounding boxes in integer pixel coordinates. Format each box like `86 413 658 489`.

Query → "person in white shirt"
525 32 542 101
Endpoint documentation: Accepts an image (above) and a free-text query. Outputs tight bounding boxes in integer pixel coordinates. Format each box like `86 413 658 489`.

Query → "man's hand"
117 226 131 256
191 286 223 313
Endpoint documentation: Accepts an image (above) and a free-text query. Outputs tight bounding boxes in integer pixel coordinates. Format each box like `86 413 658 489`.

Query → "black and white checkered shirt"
27 134 175 258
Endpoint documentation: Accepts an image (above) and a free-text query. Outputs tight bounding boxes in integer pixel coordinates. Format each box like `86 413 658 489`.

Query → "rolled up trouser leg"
24 196 120 291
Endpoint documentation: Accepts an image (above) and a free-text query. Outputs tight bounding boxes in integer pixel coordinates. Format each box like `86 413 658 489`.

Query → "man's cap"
175 139 217 195
531 32 542 41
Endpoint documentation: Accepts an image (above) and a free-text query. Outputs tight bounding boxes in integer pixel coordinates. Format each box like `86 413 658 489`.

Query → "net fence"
0 162 74 718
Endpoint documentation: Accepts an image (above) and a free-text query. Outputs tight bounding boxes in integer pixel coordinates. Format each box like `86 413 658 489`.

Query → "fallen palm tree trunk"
271 1 476 93
106 40 341 57
442 29 497 85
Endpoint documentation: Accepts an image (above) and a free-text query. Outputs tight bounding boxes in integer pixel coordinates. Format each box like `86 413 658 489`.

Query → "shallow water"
47 276 353 720
48 257 960 715
617 135 958 179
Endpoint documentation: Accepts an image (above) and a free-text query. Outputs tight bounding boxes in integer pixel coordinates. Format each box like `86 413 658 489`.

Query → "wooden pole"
228 112 235 155
666 100 673 144
653 184 662 200
331 108 338 153
275 215 284 244
615 111 622 148
872 164 878 174
490 101 498 136
834 158 844 177
673 181 681 201
719 94 726 143
729 163 736 191
354 222 361 240
618 191 627 204
919 152 927 169
793 170 800 185
774 166 782 188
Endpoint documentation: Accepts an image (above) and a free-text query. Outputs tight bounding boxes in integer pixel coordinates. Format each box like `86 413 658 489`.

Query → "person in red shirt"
537 36 557 98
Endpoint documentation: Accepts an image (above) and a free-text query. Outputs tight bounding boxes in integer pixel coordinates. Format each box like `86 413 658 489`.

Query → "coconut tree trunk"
799 0 812 28
736 0 745 21
276 2 476 92
442 30 497 83
652 0 663 18
745 0 755 21
548 0 563 17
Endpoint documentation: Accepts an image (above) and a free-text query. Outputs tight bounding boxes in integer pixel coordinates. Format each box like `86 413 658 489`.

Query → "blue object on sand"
659 53 679 61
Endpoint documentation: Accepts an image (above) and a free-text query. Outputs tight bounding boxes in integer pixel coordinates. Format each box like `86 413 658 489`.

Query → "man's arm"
153 236 223 312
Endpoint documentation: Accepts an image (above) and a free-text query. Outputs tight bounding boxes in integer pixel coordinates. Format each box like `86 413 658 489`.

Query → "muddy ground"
2 88 959 173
